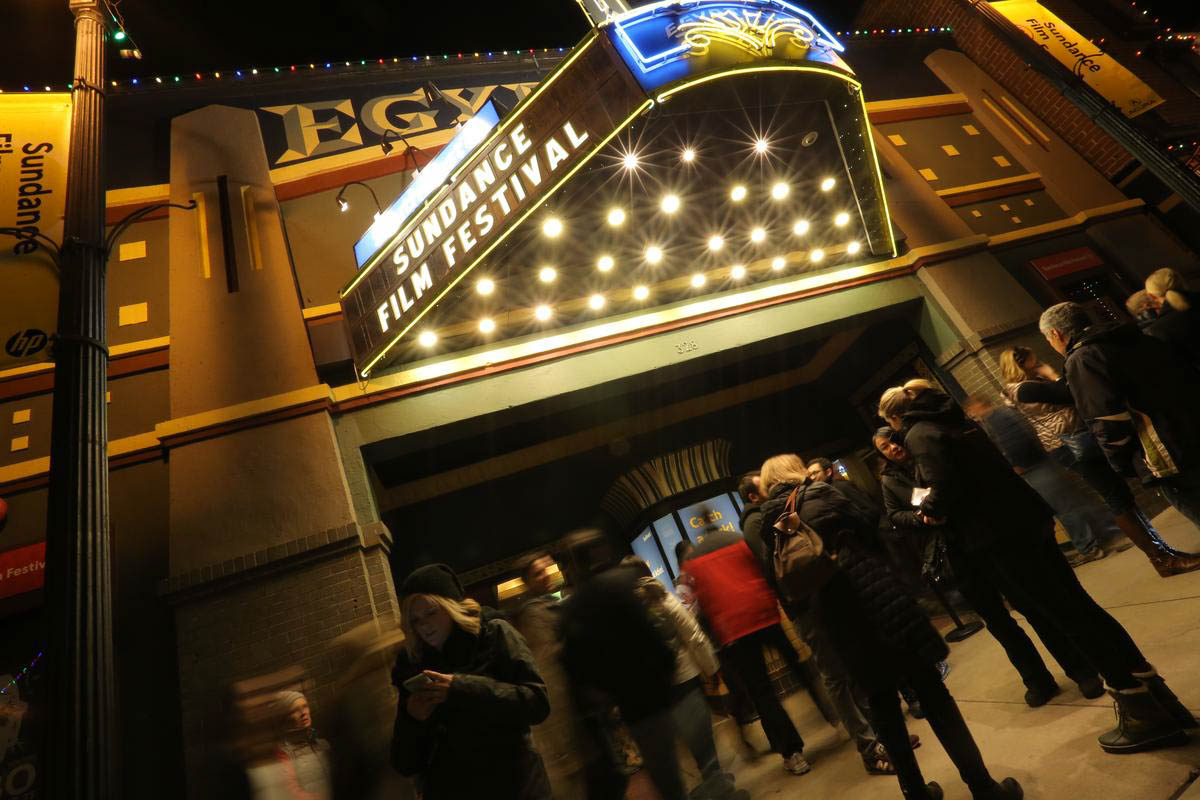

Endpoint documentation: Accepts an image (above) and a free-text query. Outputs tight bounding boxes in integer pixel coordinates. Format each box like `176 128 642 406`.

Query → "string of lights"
0 651 43 697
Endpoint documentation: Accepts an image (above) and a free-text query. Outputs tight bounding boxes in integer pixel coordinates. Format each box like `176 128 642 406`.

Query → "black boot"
972 777 1023 799
901 781 943 799
1024 679 1060 707
1097 686 1188 753
1075 674 1105 700
1133 666 1198 729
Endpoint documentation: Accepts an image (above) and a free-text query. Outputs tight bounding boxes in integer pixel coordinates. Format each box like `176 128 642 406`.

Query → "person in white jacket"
623 557 749 800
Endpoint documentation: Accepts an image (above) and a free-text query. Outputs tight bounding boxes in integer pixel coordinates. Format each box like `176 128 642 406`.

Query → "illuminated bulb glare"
707 235 725 252
475 278 495 295
750 227 766 243
820 177 836 192
772 256 786 271
847 240 862 255
607 207 626 226
597 255 615 272
771 182 790 200
622 152 638 170
633 285 650 301
681 147 696 163
691 273 707 288
418 330 437 348
645 246 663 265
730 184 747 202
834 212 850 227
588 293 606 310
661 194 681 214
534 304 553 321
337 199 349 212
754 138 769 154
730 264 746 279
542 217 563 237
478 318 496 333
810 248 825 262
793 219 810 236
538 266 557 283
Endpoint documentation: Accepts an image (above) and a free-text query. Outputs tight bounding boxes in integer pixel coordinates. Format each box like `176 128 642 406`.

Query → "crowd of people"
219 268 1200 800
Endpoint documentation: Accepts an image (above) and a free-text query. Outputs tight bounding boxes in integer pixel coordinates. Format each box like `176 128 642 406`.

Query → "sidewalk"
691 507 1200 799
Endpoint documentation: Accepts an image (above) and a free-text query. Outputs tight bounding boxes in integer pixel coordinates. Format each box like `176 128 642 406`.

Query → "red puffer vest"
683 537 780 647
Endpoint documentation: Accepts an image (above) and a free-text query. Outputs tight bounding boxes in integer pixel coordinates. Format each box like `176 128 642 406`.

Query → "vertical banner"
0 94 72 372
991 0 1164 118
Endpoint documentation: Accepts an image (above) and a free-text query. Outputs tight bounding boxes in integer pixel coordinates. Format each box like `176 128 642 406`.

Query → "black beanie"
400 564 465 602
875 426 903 446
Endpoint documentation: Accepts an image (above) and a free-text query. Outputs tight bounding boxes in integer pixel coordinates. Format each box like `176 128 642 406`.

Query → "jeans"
722 627 805 757
670 683 737 800
627 711 687 800
1058 432 1137 514
976 528 1146 689
795 608 877 753
1022 458 1123 553
1161 469 1200 529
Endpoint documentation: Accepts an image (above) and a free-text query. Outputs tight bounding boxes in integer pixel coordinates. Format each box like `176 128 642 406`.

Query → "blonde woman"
1144 267 1199 368
391 564 552 800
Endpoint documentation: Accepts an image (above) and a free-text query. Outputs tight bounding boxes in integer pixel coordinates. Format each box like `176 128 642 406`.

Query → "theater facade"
1 0 1198 795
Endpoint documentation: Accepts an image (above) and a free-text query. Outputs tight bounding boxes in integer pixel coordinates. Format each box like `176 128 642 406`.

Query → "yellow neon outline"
360 98 656 377
342 32 599 298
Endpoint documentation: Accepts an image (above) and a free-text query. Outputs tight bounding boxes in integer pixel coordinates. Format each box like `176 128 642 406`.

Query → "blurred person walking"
272 691 332 800
391 564 552 800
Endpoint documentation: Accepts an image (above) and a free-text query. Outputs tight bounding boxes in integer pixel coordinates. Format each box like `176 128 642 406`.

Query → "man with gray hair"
1040 301 1200 575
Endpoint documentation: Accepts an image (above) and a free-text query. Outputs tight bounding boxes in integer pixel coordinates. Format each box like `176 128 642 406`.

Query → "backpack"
771 486 838 602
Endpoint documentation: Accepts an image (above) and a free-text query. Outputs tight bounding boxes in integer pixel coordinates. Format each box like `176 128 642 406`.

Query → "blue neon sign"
353 100 502 269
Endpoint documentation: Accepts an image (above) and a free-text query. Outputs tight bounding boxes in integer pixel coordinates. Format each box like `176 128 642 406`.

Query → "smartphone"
403 673 434 692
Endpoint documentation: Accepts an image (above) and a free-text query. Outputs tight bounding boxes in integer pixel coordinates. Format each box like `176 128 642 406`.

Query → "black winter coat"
760 480 948 691
1145 290 1200 370
738 502 768 570
900 392 1052 552
391 618 552 800
1066 320 1200 478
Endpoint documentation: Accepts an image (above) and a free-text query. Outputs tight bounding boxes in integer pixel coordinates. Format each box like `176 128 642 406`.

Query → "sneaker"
783 751 812 775
1067 547 1106 567
1101 536 1135 555
936 660 951 681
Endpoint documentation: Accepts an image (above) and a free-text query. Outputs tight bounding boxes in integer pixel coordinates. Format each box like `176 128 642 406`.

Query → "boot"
1097 685 1188 753
972 777 1023 799
902 782 943 800
1112 511 1200 577
1133 666 1198 729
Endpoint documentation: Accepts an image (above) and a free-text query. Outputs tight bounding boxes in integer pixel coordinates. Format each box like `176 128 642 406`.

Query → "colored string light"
0 651 43 697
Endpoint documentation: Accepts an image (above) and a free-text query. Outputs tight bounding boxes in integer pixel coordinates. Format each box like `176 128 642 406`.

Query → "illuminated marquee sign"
676 9 819 57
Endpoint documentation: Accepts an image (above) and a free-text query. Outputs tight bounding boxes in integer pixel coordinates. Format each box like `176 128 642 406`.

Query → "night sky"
1 0 864 90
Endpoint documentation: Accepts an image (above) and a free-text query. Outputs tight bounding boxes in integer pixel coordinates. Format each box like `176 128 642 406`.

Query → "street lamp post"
43 0 116 797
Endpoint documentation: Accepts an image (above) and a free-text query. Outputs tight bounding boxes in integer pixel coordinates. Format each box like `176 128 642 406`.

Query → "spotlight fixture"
534 304 553 321
707 235 725 252
622 152 639 170
645 246 664 264
633 285 650 301
418 330 438 347
691 273 707 288
538 266 557 283
542 217 563 237
810 248 825 262
478 317 496 333
681 147 696 163
380 129 412 158
661 194 681 214
820 177 836 192
847 240 861 255
834 212 850 227
607 207 626 226
597 255 615 272
476 278 495 295
731 264 747 279
588 293 606 310
771 256 786 270
771 182 790 200
792 219 810 236
730 184 748 202
337 198 349 212
334 181 382 216
754 138 769 154
750 227 766 243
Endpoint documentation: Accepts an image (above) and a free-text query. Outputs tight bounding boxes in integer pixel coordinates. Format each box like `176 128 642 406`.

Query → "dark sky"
1 0 862 90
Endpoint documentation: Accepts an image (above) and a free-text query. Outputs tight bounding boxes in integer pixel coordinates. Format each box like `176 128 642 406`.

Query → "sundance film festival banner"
992 0 1164 118
0 94 71 372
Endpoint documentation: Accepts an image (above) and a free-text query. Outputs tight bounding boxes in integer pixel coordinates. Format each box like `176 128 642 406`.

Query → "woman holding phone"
391 564 552 800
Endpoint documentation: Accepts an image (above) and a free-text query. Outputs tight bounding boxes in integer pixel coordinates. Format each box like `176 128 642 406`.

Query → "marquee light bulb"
847 240 861 254
534 304 553 321
633 285 650 301
418 330 437 347
588 293 606 310
681 147 696 163
707 235 725 252
607 207 626 226
478 318 496 333
771 182 790 200
730 184 748 202
772 256 786 271
750 227 766 243
834 212 850 227
793 219 810 236
476 278 495 295
542 217 563 237
731 264 746 279
645 246 663 265
661 195 681 214
538 266 557 283
622 152 639 170
820 177 836 192
810 248 825 262
754 138 769 154
691 273 707 288
597 255 615 272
